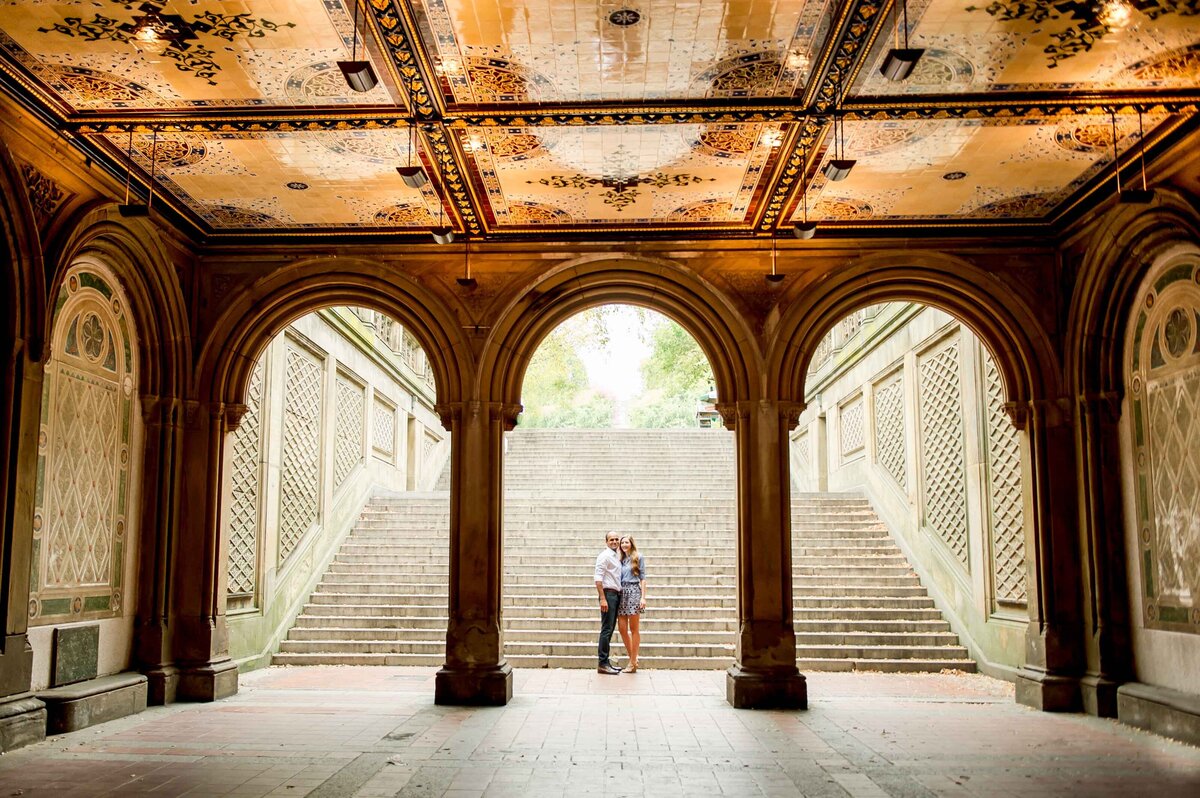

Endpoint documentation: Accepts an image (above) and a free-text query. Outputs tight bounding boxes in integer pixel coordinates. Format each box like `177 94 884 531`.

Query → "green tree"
518 315 615 427
629 320 714 428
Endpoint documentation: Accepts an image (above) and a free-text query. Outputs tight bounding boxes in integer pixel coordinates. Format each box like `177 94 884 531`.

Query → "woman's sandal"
627 660 638 673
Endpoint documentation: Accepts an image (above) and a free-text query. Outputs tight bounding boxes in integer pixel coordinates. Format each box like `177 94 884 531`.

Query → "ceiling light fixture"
456 239 477 287
397 125 428 188
338 0 378 92
822 75 855 181
766 238 785 283
118 128 155 217
431 197 454 244
880 0 924 81
1109 108 1153 205
794 139 817 239
1122 107 1155 204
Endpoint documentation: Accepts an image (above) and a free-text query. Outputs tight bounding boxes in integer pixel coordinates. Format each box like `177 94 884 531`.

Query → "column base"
143 665 180 706
1015 667 1080 712
0 694 46 752
726 665 807 710
435 663 512 706
177 659 239 702
1080 673 1123 718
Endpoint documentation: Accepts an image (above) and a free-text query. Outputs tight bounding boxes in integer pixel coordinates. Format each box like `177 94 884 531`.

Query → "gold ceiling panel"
103 128 436 230
411 0 834 104
858 0 1200 95
792 113 1166 223
458 122 789 228
0 0 397 110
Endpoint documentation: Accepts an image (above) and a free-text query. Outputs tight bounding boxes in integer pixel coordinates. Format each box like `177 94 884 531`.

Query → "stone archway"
768 251 1080 712
0 139 47 745
1065 194 1200 717
188 257 470 699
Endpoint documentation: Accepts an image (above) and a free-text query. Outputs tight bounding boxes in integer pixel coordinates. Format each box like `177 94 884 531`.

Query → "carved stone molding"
141 394 183 427
222 402 249 431
1004 397 1073 431
18 162 70 225
489 402 523 430
1077 391 1123 425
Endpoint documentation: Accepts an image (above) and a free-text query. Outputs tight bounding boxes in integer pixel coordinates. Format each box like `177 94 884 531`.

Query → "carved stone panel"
874 371 906 490
333 374 365 490
227 357 264 603
1127 261 1200 633
279 343 323 563
983 351 1026 607
840 393 865 458
373 393 396 457
30 266 137 623
919 337 969 570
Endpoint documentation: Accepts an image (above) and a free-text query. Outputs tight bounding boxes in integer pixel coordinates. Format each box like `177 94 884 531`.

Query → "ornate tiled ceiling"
0 0 1197 239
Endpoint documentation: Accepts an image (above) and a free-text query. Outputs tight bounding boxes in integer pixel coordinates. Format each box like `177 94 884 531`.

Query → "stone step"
795 645 970 660
793 631 962 647
797 658 977 673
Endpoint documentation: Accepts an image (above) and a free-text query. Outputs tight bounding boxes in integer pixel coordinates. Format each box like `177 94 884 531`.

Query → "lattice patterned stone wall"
227 358 264 604
874 371 907 490
840 394 865 457
919 338 970 569
795 429 810 466
983 351 1027 606
333 375 365 490
279 344 323 562
373 394 396 456
30 266 136 623
1127 260 1200 633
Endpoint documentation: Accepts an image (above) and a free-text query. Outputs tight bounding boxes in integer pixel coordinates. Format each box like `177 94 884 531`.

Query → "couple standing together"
593 531 647 674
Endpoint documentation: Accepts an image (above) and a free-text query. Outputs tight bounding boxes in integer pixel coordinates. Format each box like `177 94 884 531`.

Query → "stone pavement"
1 667 1197 797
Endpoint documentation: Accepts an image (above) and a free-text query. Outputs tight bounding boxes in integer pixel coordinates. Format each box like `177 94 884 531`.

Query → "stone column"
134 395 185 705
0 340 45 750
1008 398 1085 711
434 400 514 706
721 400 807 709
1074 391 1132 717
171 400 240 701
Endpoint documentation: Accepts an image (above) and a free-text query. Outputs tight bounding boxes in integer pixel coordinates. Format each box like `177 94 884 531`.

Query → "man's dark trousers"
598 588 621 666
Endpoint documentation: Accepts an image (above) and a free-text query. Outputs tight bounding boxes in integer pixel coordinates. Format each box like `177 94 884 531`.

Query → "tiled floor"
2 667 1198 797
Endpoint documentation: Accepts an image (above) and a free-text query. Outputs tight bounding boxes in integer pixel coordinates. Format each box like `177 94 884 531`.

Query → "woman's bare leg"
629 614 641 667
617 615 633 664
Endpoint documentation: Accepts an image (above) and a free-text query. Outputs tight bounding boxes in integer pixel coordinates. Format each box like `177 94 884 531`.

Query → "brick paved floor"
1 667 1197 797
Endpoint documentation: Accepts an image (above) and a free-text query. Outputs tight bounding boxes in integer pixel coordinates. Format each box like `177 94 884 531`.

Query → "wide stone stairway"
275 429 974 672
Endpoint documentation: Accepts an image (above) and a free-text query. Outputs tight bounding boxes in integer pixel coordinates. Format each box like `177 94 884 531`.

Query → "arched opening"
789 300 1031 676
501 303 737 670
217 305 452 669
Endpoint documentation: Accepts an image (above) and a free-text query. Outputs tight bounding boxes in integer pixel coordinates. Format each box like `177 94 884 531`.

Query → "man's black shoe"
597 664 621 675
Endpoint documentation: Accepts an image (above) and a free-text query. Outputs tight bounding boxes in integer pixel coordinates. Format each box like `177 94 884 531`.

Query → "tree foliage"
518 306 712 429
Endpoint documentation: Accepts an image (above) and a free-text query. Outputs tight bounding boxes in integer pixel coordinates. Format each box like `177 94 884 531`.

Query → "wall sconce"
880 0 924 81
338 0 378 92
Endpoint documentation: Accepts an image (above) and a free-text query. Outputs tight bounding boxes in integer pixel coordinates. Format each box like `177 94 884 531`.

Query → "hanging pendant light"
1120 107 1154 204
822 111 855 181
431 197 454 244
766 238 785 283
456 238 477 287
118 127 153 217
397 125 428 188
793 139 818 239
880 0 924 81
338 0 378 92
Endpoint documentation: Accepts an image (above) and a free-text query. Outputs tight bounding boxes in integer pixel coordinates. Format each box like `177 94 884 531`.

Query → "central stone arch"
481 254 760 410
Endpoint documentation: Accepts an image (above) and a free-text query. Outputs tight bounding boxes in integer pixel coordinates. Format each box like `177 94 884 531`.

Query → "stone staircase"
274 429 973 672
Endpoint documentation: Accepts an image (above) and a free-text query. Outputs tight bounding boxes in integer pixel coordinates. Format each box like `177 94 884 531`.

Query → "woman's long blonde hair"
620 535 640 579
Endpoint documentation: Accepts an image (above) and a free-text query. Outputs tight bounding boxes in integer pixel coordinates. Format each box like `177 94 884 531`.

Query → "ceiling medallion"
286 182 309 191
942 172 967 181
529 172 712 212
608 9 641 26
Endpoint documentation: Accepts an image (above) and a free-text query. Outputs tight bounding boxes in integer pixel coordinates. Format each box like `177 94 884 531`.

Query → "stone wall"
225 307 447 669
792 304 1029 677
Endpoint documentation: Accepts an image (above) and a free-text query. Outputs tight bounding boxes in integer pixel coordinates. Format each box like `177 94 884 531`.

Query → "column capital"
715 399 806 431
1004 396 1073 431
140 394 183 427
435 400 522 430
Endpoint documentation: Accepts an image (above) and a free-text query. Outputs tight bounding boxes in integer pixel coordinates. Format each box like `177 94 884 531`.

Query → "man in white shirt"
594 531 623 675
